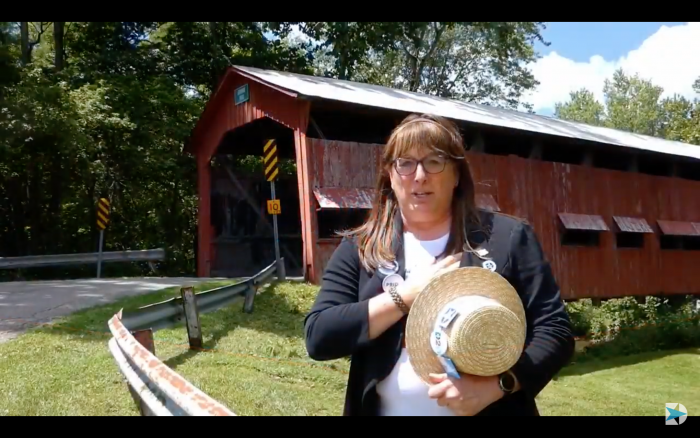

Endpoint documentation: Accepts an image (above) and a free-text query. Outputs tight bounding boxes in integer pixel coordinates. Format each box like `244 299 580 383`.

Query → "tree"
553 89 605 125
355 22 549 111
268 22 401 81
0 21 322 280
554 69 700 145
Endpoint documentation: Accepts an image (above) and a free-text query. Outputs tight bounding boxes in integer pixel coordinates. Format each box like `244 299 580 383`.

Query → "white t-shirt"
376 231 457 416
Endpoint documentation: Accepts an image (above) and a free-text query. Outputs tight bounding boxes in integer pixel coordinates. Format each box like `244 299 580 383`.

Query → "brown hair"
339 113 482 272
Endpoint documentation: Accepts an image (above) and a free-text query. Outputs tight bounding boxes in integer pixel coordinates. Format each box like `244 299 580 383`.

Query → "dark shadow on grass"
227 282 307 338
163 348 200 370
162 282 310 370
555 347 700 379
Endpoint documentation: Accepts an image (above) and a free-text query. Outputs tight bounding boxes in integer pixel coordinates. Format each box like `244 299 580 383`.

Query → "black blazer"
304 210 576 416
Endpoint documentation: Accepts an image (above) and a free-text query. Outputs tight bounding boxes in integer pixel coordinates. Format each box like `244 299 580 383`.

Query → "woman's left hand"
427 372 504 416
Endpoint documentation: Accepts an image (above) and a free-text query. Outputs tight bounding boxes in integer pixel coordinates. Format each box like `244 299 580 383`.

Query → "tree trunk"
20 22 30 65
54 22 65 71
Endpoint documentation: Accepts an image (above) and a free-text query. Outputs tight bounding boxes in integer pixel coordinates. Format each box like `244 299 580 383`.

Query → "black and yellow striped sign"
97 198 110 230
263 139 278 182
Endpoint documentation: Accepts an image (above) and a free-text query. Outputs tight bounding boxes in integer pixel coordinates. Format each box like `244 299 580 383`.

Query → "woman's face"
389 146 459 225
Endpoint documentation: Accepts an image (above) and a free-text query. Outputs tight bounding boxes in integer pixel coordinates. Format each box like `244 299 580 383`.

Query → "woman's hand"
397 252 463 308
427 372 504 416
367 252 462 340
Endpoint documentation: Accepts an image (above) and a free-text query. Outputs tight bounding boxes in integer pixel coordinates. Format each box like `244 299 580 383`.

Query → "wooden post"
243 284 256 314
277 257 286 282
130 329 156 416
181 287 203 350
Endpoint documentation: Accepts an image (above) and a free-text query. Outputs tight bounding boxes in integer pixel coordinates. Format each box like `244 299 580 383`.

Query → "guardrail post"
242 283 256 314
181 286 203 350
276 256 286 281
129 329 157 416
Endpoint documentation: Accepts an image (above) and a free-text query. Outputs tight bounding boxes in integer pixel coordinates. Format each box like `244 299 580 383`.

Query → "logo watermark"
665 403 687 425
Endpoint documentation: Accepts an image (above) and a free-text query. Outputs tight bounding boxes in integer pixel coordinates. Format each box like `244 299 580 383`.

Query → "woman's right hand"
397 252 464 309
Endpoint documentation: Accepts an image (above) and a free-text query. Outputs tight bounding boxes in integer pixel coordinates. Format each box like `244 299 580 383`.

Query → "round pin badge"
430 329 448 356
378 260 399 277
382 273 404 292
482 260 497 272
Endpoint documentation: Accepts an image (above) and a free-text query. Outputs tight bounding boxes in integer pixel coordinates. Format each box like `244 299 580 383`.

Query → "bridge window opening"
676 160 700 182
616 232 644 248
684 237 700 250
637 153 673 177
539 140 586 166
308 101 400 144
612 216 652 249
561 229 601 247
657 220 700 251
313 188 373 239
558 212 608 247
591 147 631 172
660 236 700 251
316 209 369 240
481 129 531 158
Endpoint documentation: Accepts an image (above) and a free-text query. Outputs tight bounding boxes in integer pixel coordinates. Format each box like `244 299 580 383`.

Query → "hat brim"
405 267 527 384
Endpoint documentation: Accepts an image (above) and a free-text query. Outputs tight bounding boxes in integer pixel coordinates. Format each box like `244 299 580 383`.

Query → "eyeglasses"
393 155 450 175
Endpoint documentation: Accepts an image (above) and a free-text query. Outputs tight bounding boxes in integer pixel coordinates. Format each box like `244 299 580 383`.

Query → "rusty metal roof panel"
313 188 375 209
475 194 500 212
558 213 609 231
612 216 654 233
657 220 700 236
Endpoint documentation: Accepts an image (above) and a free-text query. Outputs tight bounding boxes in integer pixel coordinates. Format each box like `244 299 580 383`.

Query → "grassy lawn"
536 348 699 415
0 280 698 416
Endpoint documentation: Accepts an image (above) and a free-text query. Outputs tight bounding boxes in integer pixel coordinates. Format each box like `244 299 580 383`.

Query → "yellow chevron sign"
97 198 110 230
263 139 278 182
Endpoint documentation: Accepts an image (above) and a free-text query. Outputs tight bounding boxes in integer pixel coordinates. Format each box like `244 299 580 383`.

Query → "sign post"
96 197 110 278
264 139 285 280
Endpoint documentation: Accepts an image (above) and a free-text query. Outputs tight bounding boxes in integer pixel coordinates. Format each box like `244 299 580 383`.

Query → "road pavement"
0 277 225 344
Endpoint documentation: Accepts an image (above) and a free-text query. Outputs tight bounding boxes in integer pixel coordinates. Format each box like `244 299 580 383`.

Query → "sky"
526 22 700 115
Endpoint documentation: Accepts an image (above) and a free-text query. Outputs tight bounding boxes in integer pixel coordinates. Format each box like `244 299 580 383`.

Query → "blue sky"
526 22 699 115
534 22 686 64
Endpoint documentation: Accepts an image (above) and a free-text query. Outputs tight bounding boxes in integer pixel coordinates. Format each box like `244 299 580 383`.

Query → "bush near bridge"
566 295 700 361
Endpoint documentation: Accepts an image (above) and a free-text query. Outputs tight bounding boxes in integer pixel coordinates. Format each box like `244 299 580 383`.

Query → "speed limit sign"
267 199 281 215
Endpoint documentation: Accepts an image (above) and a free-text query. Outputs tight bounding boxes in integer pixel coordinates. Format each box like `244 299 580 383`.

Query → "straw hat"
405 266 527 384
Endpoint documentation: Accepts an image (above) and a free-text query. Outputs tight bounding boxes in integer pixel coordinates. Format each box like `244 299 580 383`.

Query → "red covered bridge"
184 65 700 301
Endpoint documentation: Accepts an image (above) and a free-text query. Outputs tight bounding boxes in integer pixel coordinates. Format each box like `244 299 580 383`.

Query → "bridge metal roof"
231 65 700 161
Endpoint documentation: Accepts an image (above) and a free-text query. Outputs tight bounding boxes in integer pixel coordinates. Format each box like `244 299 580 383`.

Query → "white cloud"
525 22 700 114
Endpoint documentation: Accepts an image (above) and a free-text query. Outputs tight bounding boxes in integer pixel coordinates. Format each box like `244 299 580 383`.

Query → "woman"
304 113 575 416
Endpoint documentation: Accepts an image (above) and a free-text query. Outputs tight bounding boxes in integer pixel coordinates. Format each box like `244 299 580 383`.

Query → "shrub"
565 295 700 361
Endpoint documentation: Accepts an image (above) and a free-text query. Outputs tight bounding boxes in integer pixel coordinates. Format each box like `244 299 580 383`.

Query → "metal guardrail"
0 248 166 270
107 257 285 416
120 257 283 332
108 311 236 416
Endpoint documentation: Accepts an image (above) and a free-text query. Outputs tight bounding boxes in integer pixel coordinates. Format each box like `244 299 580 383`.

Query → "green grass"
0 280 698 416
0 279 238 416
537 348 699 415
